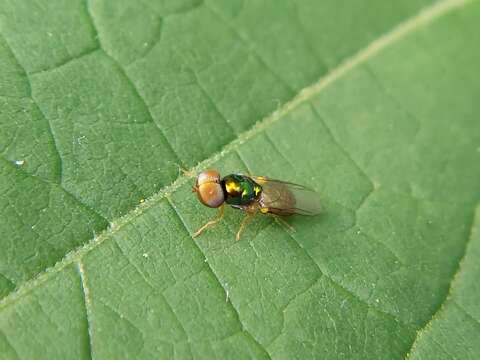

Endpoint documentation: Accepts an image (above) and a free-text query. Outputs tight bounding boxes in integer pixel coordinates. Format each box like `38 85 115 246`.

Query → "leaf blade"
0 0 479 359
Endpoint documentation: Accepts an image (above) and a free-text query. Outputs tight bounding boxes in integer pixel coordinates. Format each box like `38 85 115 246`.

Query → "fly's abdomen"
222 174 262 206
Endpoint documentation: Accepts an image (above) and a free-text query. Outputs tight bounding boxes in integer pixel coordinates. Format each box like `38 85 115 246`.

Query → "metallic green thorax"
222 174 262 206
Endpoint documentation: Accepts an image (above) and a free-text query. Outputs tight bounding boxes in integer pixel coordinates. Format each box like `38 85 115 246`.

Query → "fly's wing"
251 176 323 216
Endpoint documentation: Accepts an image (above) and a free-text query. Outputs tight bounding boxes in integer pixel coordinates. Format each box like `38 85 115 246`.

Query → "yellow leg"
271 214 295 233
260 207 295 233
193 205 224 238
236 212 256 241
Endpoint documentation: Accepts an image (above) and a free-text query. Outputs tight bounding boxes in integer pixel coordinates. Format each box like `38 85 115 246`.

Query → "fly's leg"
273 215 295 233
236 214 253 241
235 205 259 241
193 205 225 238
261 207 295 233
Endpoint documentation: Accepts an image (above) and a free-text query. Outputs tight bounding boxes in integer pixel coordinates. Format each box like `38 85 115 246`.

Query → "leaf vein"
0 33 63 183
83 0 185 172
453 301 480 330
0 329 20 360
166 197 271 358
310 105 375 207
205 1 295 93
0 154 108 227
405 203 480 359
0 0 468 310
285 229 409 327
29 46 100 76
76 261 95 360
186 66 237 136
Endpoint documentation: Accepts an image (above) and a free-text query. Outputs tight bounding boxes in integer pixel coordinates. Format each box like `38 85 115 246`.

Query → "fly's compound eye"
195 170 225 208
196 169 221 187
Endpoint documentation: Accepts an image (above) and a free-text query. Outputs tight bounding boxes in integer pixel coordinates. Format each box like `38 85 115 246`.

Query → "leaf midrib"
0 0 469 312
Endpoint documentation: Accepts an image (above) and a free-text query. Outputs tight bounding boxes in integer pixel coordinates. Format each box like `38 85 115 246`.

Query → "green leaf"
0 0 479 359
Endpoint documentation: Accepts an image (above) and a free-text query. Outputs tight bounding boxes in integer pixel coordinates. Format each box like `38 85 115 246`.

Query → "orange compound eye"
196 169 221 187
196 182 225 208
195 169 225 208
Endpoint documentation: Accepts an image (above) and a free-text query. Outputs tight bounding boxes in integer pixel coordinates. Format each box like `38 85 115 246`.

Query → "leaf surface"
0 0 479 359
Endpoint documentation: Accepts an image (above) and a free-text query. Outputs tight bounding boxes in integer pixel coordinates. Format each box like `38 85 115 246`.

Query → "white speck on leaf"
142 253 149 258
76 135 86 145
15 160 25 166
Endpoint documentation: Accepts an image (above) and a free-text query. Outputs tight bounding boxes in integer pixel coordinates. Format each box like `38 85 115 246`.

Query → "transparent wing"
251 176 323 216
